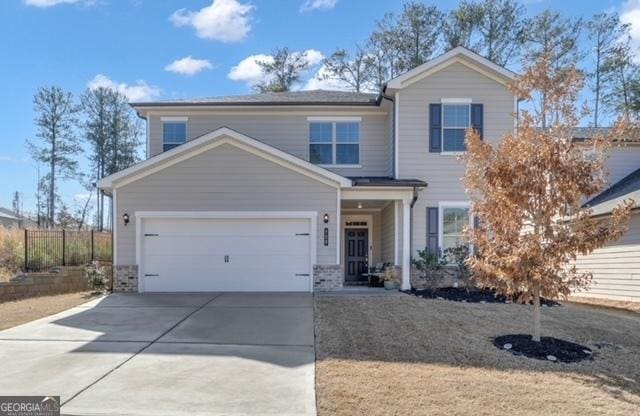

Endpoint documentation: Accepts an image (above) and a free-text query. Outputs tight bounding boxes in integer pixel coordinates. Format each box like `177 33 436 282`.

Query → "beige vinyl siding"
397 62 515 255
606 145 640 185
381 202 396 263
372 211 382 264
573 213 640 301
115 143 338 266
148 112 391 177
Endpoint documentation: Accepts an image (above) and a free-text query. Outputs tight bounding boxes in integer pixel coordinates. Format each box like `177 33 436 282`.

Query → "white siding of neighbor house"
147 111 391 177
396 62 516 255
605 145 640 185
115 142 338 266
573 213 640 301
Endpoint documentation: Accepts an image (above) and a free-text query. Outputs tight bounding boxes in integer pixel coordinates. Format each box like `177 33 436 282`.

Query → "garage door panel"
143 236 310 257
140 216 313 292
144 218 309 235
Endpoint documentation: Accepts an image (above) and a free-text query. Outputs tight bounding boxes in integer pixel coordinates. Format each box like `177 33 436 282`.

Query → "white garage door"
140 217 312 292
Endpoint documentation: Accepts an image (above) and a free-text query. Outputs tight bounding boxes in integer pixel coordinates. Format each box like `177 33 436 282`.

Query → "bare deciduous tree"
320 47 377 92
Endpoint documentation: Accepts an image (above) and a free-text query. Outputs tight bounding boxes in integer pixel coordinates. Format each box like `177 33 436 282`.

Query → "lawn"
314 294 640 416
0 292 101 331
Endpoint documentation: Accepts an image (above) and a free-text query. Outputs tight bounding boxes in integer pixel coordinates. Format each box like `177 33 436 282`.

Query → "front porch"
338 185 419 291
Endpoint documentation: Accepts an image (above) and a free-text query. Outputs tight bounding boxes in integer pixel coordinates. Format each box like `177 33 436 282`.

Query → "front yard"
0 291 100 331
314 295 640 416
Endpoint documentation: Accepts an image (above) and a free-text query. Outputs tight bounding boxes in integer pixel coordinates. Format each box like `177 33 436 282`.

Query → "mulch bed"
494 334 593 363
406 287 559 306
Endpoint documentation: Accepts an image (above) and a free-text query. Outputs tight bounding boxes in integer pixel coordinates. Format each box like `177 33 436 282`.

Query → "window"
440 205 471 253
309 120 360 165
162 120 187 152
442 104 470 152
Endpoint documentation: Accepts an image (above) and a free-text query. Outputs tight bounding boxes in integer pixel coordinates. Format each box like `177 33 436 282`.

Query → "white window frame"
438 201 473 260
307 117 362 168
440 99 471 155
161 116 188 152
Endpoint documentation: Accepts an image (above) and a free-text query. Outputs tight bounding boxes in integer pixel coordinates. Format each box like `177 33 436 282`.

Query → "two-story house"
100 46 637 297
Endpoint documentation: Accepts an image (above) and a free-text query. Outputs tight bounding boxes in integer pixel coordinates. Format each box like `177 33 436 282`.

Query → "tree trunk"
532 283 541 342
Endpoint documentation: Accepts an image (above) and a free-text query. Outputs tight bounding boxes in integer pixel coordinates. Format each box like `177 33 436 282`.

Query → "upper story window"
162 117 187 152
309 118 360 166
442 104 470 152
429 101 483 154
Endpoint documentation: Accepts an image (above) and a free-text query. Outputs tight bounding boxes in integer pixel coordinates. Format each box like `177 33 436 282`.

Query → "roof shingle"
132 90 380 107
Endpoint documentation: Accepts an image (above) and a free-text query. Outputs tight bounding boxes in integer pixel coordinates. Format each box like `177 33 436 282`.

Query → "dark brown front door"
345 229 368 283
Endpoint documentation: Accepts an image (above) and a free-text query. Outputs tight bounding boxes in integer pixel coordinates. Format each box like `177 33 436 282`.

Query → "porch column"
401 197 411 290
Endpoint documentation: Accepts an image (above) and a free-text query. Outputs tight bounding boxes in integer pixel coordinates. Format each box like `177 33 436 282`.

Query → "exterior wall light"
323 213 329 223
122 213 130 226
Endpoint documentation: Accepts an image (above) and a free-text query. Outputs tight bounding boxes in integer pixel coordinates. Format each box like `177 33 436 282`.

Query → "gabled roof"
385 46 517 90
585 168 640 216
132 90 381 108
0 207 18 220
97 127 353 191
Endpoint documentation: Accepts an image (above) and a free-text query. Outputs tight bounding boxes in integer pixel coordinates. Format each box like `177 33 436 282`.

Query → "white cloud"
228 49 324 87
300 0 338 12
165 56 214 76
170 0 254 43
24 0 90 7
0 156 13 162
87 74 161 102
228 54 274 85
622 0 640 60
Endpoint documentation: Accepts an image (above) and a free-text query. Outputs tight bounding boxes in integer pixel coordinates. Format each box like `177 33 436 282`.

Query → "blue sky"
0 0 635 215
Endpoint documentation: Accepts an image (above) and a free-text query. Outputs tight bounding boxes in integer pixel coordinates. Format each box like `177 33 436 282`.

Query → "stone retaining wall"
0 266 94 303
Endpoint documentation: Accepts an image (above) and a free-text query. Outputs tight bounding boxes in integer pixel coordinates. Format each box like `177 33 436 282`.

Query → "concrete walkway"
0 293 316 416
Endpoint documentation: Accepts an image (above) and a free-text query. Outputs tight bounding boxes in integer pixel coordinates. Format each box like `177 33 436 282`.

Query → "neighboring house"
571 129 640 302
0 208 20 228
96 46 523 293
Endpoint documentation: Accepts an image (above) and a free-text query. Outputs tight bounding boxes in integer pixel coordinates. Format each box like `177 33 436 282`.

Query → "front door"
345 229 369 283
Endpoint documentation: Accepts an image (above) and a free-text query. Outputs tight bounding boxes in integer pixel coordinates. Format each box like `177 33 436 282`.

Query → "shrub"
86 263 106 292
0 226 24 281
411 248 446 273
442 245 470 278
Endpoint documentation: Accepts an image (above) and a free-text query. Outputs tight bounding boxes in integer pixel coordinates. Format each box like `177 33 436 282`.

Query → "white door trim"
135 211 317 293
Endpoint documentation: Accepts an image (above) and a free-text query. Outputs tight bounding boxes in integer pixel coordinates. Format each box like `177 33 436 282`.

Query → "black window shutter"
471 103 483 139
426 207 439 257
429 104 442 152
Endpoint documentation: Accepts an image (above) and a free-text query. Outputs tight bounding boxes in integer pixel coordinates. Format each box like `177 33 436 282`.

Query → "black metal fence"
24 229 112 272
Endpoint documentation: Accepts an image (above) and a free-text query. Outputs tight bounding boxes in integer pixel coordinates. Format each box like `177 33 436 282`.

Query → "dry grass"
566 296 640 314
314 295 640 416
0 292 100 331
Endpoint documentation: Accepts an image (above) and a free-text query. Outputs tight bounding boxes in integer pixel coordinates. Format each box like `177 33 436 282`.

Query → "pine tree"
587 12 632 126
255 48 311 93
27 86 80 227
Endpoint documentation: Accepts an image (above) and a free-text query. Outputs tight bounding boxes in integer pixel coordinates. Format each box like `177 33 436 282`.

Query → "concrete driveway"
0 293 316 416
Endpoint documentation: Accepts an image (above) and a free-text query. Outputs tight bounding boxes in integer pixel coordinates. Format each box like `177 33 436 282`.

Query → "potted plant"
382 266 399 290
